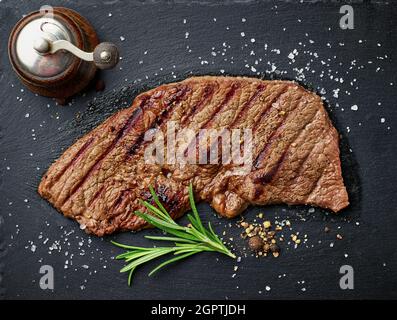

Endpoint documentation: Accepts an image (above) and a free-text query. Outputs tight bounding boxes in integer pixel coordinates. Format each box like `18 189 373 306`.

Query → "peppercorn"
270 243 280 253
248 236 264 252
263 243 271 253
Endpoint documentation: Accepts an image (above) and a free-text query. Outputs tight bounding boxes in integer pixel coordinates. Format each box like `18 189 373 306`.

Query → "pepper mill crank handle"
34 38 119 70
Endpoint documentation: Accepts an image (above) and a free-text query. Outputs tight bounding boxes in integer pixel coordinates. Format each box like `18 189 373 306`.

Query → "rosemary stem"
112 183 236 285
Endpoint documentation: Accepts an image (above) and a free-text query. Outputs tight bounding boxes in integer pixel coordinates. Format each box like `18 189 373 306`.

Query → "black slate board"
0 0 396 300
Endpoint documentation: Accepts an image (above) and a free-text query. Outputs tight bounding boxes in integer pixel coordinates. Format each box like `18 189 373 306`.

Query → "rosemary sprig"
111 183 235 285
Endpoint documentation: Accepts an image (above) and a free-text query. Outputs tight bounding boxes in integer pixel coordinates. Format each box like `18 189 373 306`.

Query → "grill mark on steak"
38 76 349 236
253 151 288 184
251 85 291 129
153 184 184 215
202 82 241 129
157 85 191 127
112 189 132 211
292 137 324 183
127 134 146 157
222 85 291 170
47 136 95 190
180 84 215 127
102 86 192 216
305 165 328 201
250 106 323 203
66 86 187 209
198 84 268 165
87 185 105 207
253 91 305 168
184 83 240 158
127 85 191 157
280 108 321 161
253 108 320 186
213 84 287 172
60 99 150 206
232 83 267 125
85 86 191 211
140 184 185 216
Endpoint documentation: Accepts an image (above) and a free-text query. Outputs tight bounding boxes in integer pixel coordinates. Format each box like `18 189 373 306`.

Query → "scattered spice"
248 236 264 252
263 221 271 229
238 215 292 258
270 243 280 253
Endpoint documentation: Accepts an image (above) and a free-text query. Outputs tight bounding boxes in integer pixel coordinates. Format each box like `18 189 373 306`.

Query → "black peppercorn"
263 243 271 253
270 243 280 253
248 236 264 252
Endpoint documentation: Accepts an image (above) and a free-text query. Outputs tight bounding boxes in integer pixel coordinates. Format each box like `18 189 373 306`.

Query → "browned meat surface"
38 76 349 236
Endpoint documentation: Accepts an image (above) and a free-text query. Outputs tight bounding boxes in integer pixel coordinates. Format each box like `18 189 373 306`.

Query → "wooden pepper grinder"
8 6 119 104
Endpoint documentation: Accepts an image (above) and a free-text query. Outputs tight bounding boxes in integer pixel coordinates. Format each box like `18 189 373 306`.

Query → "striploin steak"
39 76 349 236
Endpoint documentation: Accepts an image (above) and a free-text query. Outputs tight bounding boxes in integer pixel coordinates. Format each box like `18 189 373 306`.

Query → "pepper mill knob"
33 37 51 54
93 42 119 70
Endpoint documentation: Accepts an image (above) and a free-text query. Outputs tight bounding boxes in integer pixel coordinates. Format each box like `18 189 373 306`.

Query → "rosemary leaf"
188 184 206 234
144 236 196 244
148 185 170 217
148 251 198 277
112 183 235 285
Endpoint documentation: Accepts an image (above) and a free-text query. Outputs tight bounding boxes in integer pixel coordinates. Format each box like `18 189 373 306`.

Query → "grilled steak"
38 76 349 236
